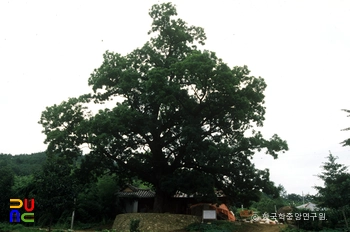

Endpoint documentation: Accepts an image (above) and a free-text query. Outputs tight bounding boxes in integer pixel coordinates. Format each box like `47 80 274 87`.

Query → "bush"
186 221 237 232
130 218 140 232
292 208 323 231
0 222 38 232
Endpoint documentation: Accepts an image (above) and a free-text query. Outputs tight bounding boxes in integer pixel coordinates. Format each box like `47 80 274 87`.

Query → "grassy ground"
0 221 114 232
0 219 287 232
11 215 340 232
185 221 287 232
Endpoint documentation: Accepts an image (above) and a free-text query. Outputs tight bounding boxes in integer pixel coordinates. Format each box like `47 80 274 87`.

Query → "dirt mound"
112 213 201 232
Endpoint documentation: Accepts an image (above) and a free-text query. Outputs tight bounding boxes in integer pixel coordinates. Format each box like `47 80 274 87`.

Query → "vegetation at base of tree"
75 173 122 223
0 222 36 232
250 192 284 215
289 207 324 231
320 206 350 230
186 220 239 232
129 218 141 232
0 221 116 232
280 225 345 232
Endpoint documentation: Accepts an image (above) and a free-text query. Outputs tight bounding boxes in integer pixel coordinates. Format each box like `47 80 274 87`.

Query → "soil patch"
112 213 201 232
111 213 288 232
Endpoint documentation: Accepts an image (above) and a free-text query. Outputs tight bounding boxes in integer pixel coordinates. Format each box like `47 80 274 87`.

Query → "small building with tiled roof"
117 185 155 213
117 185 228 214
118 185 155 198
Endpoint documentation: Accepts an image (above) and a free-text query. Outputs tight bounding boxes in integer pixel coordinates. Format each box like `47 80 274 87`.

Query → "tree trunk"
48 216 53 232
342 207 349 231
153 187 169 213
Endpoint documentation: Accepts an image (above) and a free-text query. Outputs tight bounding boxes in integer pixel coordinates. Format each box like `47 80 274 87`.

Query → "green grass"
0 220 115 232
0 222 38 232
186 221 239 232
280 224 349 232
0 222 74 232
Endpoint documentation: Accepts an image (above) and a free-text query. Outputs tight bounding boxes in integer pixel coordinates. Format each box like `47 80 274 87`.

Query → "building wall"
120 196 228 214
124 199 138 213
138 198 154 212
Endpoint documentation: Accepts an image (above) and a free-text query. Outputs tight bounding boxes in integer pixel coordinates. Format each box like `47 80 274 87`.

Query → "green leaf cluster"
341 109 350 146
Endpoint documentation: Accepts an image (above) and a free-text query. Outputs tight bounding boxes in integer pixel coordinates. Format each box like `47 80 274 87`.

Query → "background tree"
283 193 313 206
341 109 350 146
0 166 14 221
314 152 350 230
33 155 77 230
39 2 288 212
75 173 121 223
251 184 286 215
0 153 44 222
11 175 35 200
0 152 46 176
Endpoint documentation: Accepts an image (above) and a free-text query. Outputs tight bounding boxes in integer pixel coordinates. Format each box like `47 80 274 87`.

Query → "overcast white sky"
1 0 349 196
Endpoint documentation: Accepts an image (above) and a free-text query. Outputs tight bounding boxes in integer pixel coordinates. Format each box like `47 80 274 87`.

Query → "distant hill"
0 152 46 176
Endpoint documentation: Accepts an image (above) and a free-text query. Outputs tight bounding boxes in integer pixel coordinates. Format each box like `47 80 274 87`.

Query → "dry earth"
109 213 288 232
112 213 201 232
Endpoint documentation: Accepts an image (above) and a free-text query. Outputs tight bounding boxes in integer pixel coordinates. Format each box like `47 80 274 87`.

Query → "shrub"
130 218 140 232
186 221 237 232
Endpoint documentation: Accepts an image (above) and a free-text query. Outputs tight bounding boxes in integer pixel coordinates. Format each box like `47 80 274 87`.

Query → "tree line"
1 150 348 230
0 152 124 230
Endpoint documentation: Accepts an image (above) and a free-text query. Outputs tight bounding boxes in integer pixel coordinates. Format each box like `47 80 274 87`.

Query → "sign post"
202 210 216 223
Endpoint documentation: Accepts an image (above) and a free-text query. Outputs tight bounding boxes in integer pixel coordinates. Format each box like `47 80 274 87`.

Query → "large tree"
39 2 288 212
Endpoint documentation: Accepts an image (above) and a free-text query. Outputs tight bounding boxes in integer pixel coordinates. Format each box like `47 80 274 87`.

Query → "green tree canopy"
314 152 350 229
39 2 288 212
33 155 77 229
0 166 14 221
0 152 46 176
314 152 350 209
